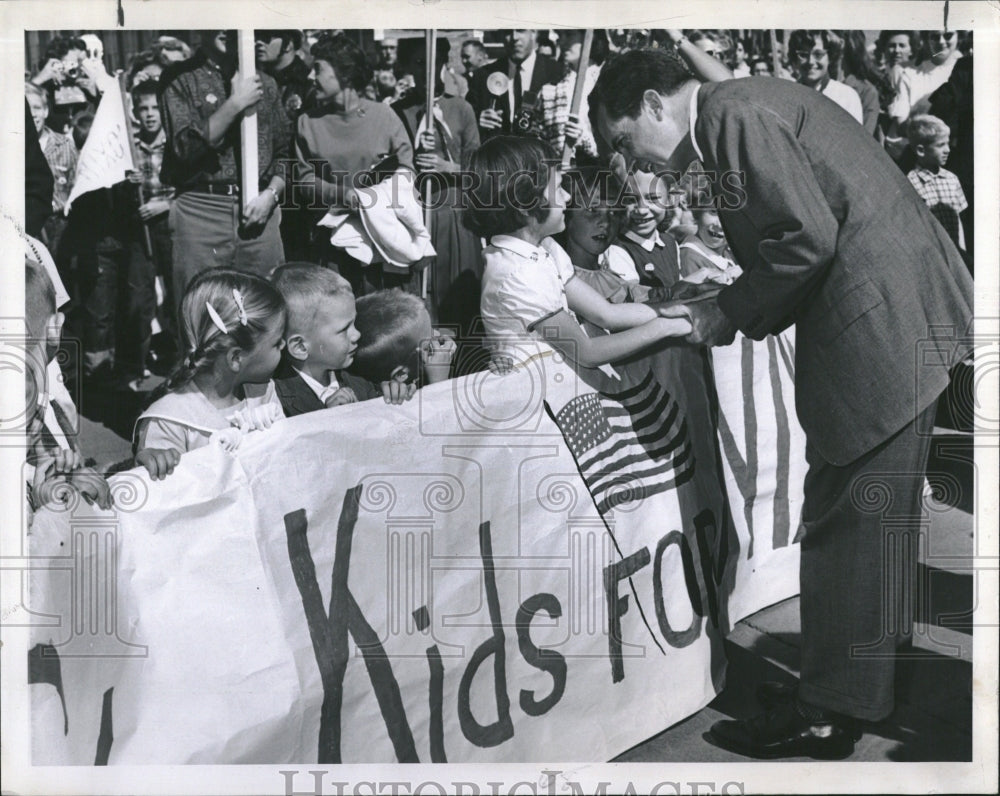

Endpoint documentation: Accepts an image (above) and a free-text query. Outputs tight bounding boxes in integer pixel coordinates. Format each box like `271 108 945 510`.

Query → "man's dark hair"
256 29 303 52
42 34 86 68
463 135 559 239
588 48 693 134
310 32 373 92
461 39 487 55
131 78 160 107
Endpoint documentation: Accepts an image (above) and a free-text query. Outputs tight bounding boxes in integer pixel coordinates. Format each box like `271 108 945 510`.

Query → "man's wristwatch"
266 186 281 204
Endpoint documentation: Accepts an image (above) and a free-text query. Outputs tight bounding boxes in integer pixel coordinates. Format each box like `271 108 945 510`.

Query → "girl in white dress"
134 270 287 470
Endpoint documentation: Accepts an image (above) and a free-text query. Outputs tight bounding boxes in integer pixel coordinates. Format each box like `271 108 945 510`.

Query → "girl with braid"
133 270 287 470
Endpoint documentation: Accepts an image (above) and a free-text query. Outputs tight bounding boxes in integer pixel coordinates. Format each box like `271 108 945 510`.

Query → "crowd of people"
21 22 975 499
22 25 975 762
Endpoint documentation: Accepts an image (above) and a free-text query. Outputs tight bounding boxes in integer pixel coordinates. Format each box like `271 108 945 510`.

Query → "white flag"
64 78 134 214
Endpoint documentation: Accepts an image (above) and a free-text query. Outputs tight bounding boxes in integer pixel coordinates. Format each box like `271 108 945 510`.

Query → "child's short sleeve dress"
133 381 283 454
479 234 577 358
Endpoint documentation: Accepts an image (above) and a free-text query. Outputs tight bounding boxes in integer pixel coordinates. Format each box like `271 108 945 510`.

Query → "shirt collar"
296 367 339 401
490 234 550 261
912 165 940 181
624 229 664 251
689 83 705 163
137 128 166 152
519 51 537 76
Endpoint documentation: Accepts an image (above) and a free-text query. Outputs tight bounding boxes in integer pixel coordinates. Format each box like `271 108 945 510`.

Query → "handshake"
653 281 738 347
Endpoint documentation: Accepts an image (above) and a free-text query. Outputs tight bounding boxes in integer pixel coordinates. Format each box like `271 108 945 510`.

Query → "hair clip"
232 289 248 326
206 302 229 335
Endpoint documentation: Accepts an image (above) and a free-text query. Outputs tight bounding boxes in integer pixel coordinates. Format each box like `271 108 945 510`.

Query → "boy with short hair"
907 114 968 251
271 263 379 415
350 289 456 387
271 263 417 414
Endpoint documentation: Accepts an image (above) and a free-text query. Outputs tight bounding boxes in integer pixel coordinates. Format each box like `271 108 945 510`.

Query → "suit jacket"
466 54 564 137
274 365 380 418
695 78 973 465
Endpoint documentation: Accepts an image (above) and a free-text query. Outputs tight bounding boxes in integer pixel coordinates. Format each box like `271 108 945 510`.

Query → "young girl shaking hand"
467 137 692 370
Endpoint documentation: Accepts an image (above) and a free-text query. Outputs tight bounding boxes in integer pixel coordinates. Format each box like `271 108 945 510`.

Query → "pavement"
73 376 975 764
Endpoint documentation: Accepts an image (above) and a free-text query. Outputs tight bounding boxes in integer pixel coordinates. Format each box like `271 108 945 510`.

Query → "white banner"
64 78 134 213
28 344 805 764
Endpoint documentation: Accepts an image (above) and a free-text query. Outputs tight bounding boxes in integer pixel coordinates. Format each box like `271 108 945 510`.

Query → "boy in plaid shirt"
907 114 968 251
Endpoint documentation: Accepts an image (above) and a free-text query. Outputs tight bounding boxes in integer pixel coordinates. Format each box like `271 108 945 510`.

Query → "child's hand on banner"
381 379 417 405
136 448 181 480
488 353 515 375
325 387 358 408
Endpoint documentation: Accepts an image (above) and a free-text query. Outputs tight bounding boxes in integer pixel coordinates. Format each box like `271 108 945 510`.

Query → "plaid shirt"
907 166 968 247
134 128 173 201
161 51 291 190
538 66 599 158
39 126 78 213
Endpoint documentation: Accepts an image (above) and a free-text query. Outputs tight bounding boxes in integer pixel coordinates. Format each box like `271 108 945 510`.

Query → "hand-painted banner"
28 338 804 764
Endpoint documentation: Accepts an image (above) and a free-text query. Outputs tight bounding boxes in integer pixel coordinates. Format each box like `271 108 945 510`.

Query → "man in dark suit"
466 29 564 139
590 51 973 758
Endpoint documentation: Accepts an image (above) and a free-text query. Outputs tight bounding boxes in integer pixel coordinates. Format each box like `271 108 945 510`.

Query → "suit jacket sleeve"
711 102 840 339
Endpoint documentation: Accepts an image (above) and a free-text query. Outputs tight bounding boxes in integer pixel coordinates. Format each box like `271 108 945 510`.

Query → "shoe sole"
708 730 856 760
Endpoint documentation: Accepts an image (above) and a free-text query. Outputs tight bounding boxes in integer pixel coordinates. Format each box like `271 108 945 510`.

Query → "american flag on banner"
551 370 695 515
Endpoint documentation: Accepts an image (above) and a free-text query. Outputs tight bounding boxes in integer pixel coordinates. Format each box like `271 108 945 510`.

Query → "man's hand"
33 58 65 85
343 186 361 214
668 281 725 302
488 353 514 375
240 191 278 236
136 448 180 481
479 108 503 130
381 380 417 405
564 113 582 147
229 74 264 113
138 196 171 221
684 296 738 347
324 387 358 408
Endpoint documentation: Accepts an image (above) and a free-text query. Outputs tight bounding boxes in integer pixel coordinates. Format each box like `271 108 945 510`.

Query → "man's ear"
390 365 410 384
285 333 308 362
913 143 926 159
643 89 664 120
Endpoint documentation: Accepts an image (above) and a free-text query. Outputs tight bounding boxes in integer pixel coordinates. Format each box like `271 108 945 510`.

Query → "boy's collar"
294 366 339 398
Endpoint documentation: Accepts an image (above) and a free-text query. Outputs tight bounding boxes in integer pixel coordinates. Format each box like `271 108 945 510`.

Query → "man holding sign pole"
590 50 973 759
160 30 289 301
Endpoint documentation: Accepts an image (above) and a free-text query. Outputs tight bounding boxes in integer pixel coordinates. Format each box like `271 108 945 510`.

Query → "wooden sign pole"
237 30 259 214
770 29 781 78
562 29 593 168
422 29 435 301
117 71 153 258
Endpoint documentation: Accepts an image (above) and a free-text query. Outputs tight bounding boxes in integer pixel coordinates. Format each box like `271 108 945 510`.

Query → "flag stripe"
585 441 694 497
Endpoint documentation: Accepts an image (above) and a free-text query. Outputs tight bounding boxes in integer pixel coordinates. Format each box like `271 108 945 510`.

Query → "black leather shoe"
709 702 858 759
756 680 798 709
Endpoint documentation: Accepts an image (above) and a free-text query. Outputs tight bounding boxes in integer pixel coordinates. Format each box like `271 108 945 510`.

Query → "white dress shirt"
295 368 340 405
